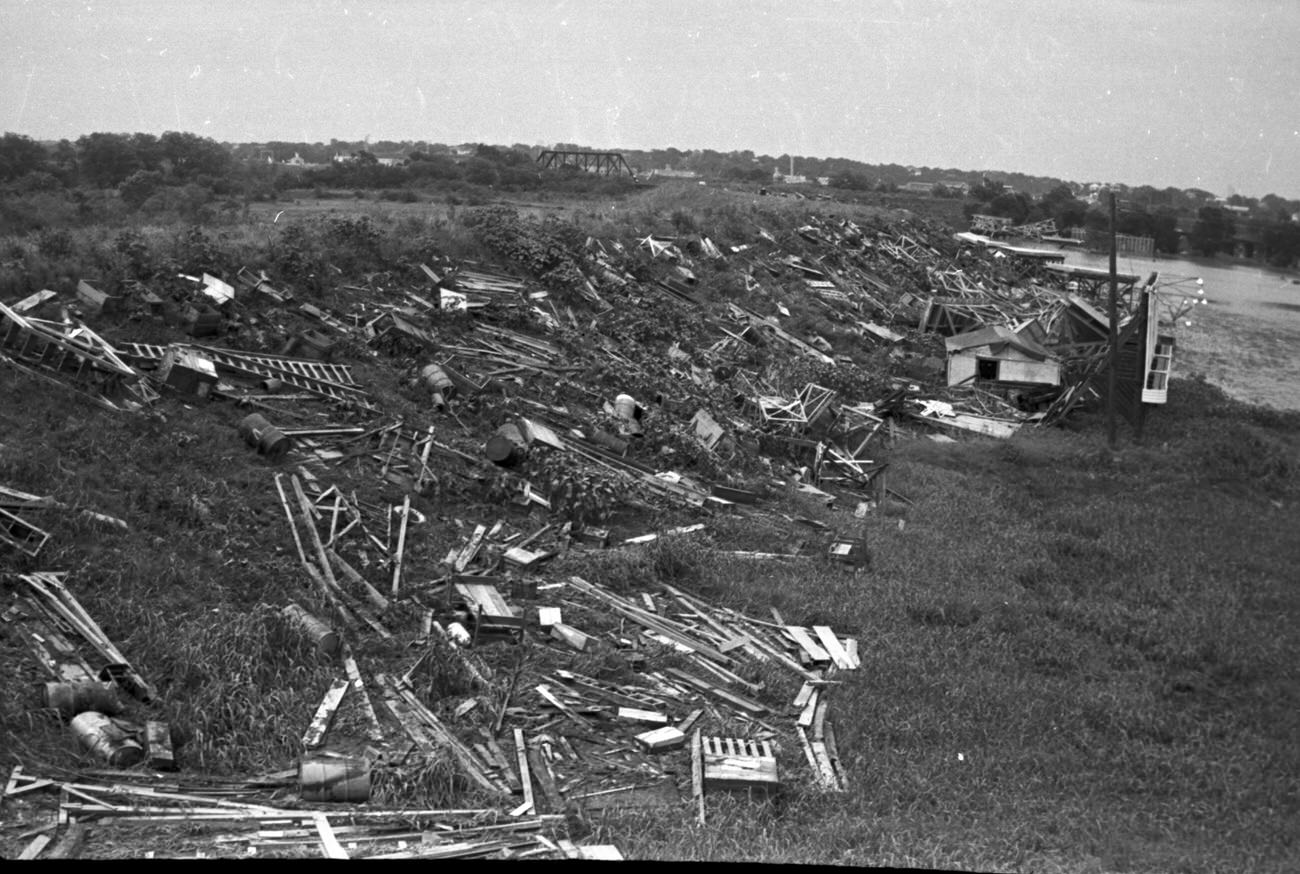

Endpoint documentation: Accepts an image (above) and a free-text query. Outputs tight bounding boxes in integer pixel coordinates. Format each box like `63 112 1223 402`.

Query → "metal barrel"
44 680 123 720
238 412 291 460
70 711 145 767
589 428 629 455
614 393 639 421
421 364 455 393
299 756 371 802
282 604 341 656
484 422 528 466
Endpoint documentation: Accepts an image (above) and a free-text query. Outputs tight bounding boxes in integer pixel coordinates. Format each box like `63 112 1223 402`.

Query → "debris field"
0 203 1167 860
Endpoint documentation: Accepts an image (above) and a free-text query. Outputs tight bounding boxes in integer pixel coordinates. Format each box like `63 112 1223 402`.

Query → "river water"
1056 248 1300 411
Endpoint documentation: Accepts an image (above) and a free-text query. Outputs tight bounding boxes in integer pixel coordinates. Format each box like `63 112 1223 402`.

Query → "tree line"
962 179 1300 266
2 130 1298 266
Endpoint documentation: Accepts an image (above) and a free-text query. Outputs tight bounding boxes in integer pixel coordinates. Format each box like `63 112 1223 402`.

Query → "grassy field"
1 186 1297 870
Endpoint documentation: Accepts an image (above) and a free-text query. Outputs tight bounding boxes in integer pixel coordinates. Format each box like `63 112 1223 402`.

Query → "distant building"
899 181 937 194
653 166 699 179
773 168 808 184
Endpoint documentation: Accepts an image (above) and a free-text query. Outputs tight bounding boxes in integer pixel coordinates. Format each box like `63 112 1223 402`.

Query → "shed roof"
944 325 1054 360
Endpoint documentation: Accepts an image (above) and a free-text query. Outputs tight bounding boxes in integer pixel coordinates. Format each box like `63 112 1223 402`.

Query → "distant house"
773 168 808 184
939 180 971 195
945 325 1061 387
899 181 937 194
654 166 699 179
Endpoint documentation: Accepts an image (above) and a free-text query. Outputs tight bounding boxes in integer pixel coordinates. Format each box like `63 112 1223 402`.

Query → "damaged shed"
945 325 1061 388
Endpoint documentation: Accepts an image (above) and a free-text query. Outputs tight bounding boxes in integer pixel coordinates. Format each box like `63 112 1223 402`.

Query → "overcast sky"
4 0 1297 198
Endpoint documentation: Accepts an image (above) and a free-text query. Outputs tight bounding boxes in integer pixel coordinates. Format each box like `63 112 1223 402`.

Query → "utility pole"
1106 191 1119 450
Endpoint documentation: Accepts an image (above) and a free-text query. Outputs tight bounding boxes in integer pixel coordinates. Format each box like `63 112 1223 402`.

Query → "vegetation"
5 129 1299 264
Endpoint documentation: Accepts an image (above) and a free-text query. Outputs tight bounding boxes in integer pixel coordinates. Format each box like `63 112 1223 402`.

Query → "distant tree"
118 169 165 209
462 157 498 186
77 132 141 186
0 132 49 182
830 170 872 190
50 139 78 180
1053 197 1089 230
1260 193 1300 221
1151 208 1181 254
967 179 1004 204
160 131 231 180
131 133 164 171
987 191 1033 224
1261 220 1300 268
1190 205 1235 257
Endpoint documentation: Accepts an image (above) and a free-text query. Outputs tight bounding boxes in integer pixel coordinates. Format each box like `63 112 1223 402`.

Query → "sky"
3 0 1298 198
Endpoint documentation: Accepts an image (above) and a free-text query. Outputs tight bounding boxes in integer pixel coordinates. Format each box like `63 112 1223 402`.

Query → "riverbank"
1058 247 1300 411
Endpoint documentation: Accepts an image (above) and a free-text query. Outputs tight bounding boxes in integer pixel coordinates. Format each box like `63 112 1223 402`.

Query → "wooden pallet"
701 737 779 792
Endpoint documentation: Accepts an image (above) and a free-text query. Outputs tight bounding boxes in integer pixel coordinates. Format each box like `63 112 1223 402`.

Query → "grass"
1 188 1297 870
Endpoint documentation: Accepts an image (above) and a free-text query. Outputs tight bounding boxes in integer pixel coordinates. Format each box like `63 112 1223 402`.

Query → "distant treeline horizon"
1 131 1297 265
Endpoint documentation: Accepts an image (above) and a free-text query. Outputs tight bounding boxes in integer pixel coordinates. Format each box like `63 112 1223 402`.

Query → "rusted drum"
282 604 341 656
44 680 123 720
485 422 528 467
299 756 371 802
238 412 291 460
71 711 145 767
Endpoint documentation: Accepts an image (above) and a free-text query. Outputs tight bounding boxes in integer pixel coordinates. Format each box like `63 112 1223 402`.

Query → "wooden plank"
824 719 847 790
390 496 411 595
44 823 88 860
795 725 821 777
785 626 832 664
3 765 23 800
513 729 535 815
617 707 669 725
301 679 349 749
454 524 488 573
526 747 563 813
797 687 819 729
18 833 52 860
486 736 522 793
342 651 385 742
455 582 513 620
677 708 705 735
549 622 589 651
327 549 389 613
663 667 768 716
812 626 854 670
313 812 350 860
844 638 860 670
809 740 840 790
691 729 705 825
636 726 686 751
535 684 592 729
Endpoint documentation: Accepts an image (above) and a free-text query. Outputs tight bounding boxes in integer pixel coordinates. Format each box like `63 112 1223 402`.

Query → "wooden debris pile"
1 768 619 860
